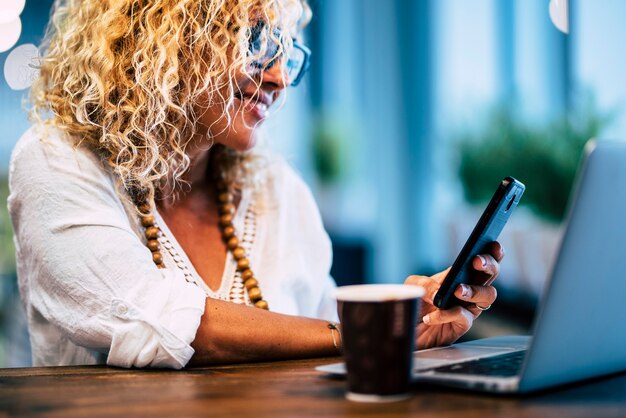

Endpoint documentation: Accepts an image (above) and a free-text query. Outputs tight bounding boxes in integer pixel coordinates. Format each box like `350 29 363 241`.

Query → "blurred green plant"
311 113 353 186
456 102 611 222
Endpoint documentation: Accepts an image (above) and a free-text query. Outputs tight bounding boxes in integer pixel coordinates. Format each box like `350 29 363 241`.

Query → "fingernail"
422 315 431 325
478 255 487 268
461 284 470 298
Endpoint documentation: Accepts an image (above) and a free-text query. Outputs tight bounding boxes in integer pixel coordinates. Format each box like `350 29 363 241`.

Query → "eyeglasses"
248 22 311 87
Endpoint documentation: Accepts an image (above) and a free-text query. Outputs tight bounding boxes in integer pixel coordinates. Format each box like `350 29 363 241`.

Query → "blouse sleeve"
8 129 206 369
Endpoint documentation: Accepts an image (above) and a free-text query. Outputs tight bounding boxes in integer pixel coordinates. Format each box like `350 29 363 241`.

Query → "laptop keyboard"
428 350 526 377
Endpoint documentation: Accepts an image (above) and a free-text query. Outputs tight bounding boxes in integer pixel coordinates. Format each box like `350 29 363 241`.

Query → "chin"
228 131 259 152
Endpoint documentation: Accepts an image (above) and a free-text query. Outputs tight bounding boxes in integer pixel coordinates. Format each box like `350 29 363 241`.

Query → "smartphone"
433 176 525 310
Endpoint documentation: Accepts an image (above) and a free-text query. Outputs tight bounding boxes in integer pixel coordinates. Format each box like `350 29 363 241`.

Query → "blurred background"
1 0 625 367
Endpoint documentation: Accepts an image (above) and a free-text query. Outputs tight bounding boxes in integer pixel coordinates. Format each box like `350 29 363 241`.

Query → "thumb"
422 306 473 328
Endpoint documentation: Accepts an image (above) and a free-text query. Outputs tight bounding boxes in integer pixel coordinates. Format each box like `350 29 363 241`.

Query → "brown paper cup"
336 284 425 402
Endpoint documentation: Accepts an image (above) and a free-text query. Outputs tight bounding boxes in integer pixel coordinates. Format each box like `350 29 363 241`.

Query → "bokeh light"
549 0 569 34
0 0 25 24
0 17 21 52
4 43 39 90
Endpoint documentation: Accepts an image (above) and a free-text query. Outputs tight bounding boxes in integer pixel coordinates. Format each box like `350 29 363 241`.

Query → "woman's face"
196 53 289 152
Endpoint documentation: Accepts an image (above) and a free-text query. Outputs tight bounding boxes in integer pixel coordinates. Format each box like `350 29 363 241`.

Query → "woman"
8 0 501 369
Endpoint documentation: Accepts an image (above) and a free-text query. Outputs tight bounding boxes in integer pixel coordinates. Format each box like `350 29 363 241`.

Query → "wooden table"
1 357 626 417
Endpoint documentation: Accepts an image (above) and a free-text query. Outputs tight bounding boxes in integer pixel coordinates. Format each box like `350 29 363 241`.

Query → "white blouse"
8 126 338 369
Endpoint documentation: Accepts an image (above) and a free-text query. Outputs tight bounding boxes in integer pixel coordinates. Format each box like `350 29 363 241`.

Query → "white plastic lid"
335 284 425 302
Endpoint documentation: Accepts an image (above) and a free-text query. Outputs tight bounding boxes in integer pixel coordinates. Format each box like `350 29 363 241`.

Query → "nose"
259 57 289 91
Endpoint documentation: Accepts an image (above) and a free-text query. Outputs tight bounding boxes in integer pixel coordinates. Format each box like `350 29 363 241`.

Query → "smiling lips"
236 90 271 120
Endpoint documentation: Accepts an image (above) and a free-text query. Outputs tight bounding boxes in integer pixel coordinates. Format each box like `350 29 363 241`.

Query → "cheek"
196 96 237 136
194 91 259 150
194 92 222 129
198 108 223 133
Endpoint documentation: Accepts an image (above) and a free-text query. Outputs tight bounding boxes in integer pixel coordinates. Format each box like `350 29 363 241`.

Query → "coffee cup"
335 284 424 402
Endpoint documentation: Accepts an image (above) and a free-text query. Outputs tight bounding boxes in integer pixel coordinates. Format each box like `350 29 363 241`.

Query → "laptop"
317 139 626 393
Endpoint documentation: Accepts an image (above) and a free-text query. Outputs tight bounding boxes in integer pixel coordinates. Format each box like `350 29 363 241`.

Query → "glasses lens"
247 22 310 86
286 48 304 82
288 43 310 86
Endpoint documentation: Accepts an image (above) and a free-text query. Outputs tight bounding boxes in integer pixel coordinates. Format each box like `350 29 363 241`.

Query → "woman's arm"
190 242 504 365
189 298 338 365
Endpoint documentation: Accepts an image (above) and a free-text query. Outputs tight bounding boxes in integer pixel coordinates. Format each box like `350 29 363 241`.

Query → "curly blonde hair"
30 0 310 207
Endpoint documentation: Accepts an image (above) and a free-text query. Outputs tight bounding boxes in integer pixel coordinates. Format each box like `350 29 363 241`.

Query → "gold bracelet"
328 322 342 353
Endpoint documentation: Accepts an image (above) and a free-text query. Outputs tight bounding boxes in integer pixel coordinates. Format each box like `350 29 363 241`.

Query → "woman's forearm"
188 298 339 365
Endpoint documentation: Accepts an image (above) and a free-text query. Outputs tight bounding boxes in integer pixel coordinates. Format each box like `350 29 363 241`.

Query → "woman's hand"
404 242 504 350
